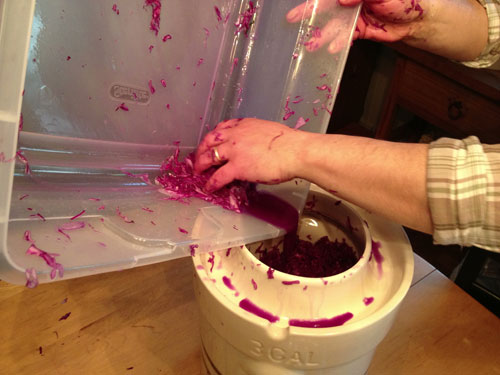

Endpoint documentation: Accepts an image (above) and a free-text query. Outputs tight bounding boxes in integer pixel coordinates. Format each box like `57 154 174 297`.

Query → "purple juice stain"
289 312 353 328
239 298 279 323
370 240 384 276
267 267 275 279
243 189 298 235
251 278 258 290
282 280 300 285
346 216 357 233
222 276 236 291
243 188 299 263
190 244 198 257
208 252 215 272
363 297 374 306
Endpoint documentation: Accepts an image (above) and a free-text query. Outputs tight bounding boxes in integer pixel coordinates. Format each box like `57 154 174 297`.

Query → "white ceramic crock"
193 186 414 374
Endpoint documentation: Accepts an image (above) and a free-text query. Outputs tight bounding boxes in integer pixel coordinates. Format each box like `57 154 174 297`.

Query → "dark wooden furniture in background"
376 42 500 143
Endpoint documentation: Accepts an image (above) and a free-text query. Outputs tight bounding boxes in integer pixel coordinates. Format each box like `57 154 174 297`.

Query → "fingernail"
286 9 298 22
205 182 216 193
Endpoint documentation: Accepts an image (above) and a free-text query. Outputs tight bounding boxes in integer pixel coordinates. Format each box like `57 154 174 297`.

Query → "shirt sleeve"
427 136 500 252
461 0 500 69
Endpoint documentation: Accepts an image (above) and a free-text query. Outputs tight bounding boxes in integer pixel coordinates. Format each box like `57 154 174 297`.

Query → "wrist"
403 0 488 61
293 132 342 184
290 130 321 181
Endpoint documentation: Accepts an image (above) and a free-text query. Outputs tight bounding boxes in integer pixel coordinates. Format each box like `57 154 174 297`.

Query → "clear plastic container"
0 0 360 285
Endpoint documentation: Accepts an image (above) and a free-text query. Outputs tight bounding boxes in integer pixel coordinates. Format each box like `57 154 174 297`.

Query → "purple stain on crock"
222 276 236 291
363 297 374 306
190 244 198 256
239 298 279 323
267 267 275 279
196 265 204 270
251 278 258 290
289 312 353 328
208 252 215 272
346 216 356 232
370 240 384 277
282 280 300 285
226 247 232 257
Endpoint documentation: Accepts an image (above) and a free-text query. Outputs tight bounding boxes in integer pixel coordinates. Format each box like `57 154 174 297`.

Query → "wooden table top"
0 253 499 375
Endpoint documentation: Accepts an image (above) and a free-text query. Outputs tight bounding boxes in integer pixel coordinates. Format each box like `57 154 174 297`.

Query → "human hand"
194 119 310 191
286 0 426 52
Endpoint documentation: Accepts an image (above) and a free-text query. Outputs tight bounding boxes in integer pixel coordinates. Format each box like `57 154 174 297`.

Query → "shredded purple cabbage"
259 236 358 278
26 244 64 280
31 213 46 221
63 221 85 230
116 207 134 223
294 117 308 129
148 80 156 94
234 1 257 36
16 150 31 175
144 0 162 35
24 230 33 242
59 312 71 321
282 96 295 121
57 221 85 241
25 268 39 288
70 210 85 221
214 6 223 22
115 102 129 111
230 57 239 75
190 244 198 256
155 144 250 213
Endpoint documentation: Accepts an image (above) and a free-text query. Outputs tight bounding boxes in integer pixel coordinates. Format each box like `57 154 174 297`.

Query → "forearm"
296 134 433 233
407 0 488 61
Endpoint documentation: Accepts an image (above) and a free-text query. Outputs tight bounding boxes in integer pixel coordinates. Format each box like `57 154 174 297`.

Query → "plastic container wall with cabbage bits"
0 0 360 285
